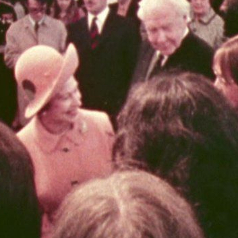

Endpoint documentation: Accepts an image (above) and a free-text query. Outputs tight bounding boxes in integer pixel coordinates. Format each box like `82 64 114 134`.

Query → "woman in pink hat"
15 44 114 238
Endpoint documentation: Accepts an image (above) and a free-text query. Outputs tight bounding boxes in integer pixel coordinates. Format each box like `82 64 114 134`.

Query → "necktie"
34 21 39 33
149 54 165 79
90 17 99 49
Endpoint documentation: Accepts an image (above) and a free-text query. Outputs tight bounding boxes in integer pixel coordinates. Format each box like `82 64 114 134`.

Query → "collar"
88 6 110 33
190 8 216 25
33 115 63 152
28 14 45 26
33 110 87 153
155 51 168 67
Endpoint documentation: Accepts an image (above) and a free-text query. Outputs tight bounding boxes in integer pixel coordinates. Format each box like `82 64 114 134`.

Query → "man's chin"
152 45 175 56
160 48 176 56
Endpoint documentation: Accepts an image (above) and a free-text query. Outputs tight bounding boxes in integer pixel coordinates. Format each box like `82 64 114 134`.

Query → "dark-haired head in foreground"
114 71 238 238
0 122 41 238
53 170 203 238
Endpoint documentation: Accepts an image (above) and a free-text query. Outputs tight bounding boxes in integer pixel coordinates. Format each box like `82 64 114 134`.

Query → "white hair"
137 0 190 21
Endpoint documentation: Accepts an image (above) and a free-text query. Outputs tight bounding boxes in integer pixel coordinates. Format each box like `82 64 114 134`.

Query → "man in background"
189 0 224 49
4 0 67 128
67 0 140 127
132 0 214 85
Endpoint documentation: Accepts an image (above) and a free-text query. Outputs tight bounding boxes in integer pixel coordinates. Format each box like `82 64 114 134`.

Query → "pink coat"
17 109 114 237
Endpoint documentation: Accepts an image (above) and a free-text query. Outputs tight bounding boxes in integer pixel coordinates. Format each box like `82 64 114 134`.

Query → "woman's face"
46 77 82 123
57 0 71 11
213 61 238 108
191 0 211 16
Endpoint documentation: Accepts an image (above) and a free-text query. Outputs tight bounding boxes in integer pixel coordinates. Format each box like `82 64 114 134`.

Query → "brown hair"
53 170 204 238
113 71 238 238
214 35 238 83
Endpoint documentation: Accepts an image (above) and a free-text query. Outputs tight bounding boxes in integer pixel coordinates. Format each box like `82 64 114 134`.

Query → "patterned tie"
149 54 165 79
90 17 99 49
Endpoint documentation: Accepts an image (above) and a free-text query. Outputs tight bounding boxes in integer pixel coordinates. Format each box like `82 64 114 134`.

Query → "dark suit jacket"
132 32 214 84
67 11 140 119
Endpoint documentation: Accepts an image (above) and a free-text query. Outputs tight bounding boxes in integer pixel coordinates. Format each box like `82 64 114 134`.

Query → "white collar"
28 14 45 26
155 51 168 67
88 6 110 34
183 27 189 39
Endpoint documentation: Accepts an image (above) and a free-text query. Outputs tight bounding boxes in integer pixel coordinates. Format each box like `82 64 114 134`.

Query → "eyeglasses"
28 6 46 14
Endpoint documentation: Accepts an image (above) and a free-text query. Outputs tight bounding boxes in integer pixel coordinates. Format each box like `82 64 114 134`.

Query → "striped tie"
90 17 99 50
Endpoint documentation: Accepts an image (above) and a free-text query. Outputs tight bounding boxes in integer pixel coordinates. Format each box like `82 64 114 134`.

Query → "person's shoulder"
213 13 224 27
7 15 26 30
80 109 110 123
83 108 113 125
45 15 64 26
67 17 86 30
107 10 132 25
79 109 114 135
185 32 214 53
108 12 138 36
17 118 35 141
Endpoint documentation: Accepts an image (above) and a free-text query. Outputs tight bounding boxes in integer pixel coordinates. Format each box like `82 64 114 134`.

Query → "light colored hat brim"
25 44 79 118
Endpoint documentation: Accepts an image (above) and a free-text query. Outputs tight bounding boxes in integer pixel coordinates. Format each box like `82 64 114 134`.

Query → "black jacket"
132 32 214 85
67 11 140 118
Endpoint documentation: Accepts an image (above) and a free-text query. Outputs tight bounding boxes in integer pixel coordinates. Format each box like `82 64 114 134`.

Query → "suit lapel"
133 42 155 83
23 16 37 41
142 44 156 79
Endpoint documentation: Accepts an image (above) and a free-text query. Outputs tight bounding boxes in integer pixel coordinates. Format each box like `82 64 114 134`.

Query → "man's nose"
156 30 166 43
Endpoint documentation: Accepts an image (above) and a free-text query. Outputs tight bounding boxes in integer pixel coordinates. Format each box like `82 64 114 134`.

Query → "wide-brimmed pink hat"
15 43 79 118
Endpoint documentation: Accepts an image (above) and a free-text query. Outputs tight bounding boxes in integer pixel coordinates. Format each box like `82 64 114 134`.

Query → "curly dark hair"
113 71 238 238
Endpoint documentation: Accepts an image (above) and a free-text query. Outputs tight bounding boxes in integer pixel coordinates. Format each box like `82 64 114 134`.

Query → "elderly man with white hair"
132 0 214 83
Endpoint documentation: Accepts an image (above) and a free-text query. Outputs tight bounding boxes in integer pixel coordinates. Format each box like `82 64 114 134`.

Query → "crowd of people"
0 0 238 237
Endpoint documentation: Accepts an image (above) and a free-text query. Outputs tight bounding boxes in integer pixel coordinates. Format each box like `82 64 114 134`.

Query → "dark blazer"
67 11 140 120
132 32 214 84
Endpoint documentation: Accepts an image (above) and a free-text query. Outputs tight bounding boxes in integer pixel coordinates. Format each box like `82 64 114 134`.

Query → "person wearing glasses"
4 0 67 68
4 0 67 129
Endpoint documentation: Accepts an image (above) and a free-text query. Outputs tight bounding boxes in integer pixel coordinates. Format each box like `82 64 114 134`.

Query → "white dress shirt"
87 6 110 34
